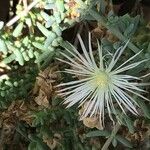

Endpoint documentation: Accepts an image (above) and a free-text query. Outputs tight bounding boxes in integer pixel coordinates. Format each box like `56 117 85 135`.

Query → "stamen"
93 71 110 88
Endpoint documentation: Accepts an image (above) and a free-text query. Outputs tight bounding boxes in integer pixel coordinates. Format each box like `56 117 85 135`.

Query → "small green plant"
0 0 149 149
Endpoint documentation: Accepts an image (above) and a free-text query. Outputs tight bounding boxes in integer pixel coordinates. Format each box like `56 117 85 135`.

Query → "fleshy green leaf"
0 21 4 30
86 130 110 137
137 100 150 119
56 0 64 12
37 22 52 37
13 22 24 37
0 39 8 55
124 116 134 133
116 135 133 148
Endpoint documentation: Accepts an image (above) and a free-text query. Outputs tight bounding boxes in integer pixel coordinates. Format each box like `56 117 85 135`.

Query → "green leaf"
147 42 150 52
22 36 29 46
32 42 47 51
53 11 61 24
52 23 62 36
41 12 55 27
0 91 5 97
37 47 54 63
36 142 48 150
86 130 110 137
132 15 140 34
78 143 85 150
13 48 24 65
124 116 134 133
56 0 64 12
28 142 37 150
45 19 55 28
99 0 107 14
5 80 13 87
112 138 118 147
2 54 16 64
52 97 62 106
40 127 53 137
137 100 150 119
0 21 4 30
124 23 134 37
0 39 8 55
45 3 55 10
40 11 52 21
25 18 32 27
13 22 24 37
47 0 55 3
44 33 56 48
37 22 52 37
116 135 133 148
34 51 40 61
22 51 30 61
28 137 49 150
28 48 34 58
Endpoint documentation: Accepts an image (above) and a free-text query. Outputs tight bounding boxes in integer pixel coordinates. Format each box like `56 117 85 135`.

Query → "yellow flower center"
93 71 109 88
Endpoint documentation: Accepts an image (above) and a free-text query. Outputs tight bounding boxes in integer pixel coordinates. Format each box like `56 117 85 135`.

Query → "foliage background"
0 0 149 149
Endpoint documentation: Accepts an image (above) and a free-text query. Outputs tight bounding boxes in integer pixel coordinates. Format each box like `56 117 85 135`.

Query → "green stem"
101 122 121 150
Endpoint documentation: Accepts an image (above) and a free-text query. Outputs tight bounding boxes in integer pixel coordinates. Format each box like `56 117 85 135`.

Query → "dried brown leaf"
33 65 60 107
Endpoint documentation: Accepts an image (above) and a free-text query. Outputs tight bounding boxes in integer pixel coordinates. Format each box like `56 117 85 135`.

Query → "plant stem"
101 122 121 150
6 0 40 27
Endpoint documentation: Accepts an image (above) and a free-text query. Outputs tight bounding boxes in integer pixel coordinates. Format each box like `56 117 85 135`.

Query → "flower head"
57 33 148 128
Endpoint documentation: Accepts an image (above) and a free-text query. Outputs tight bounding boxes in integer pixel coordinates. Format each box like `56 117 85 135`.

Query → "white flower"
57 33 149 128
